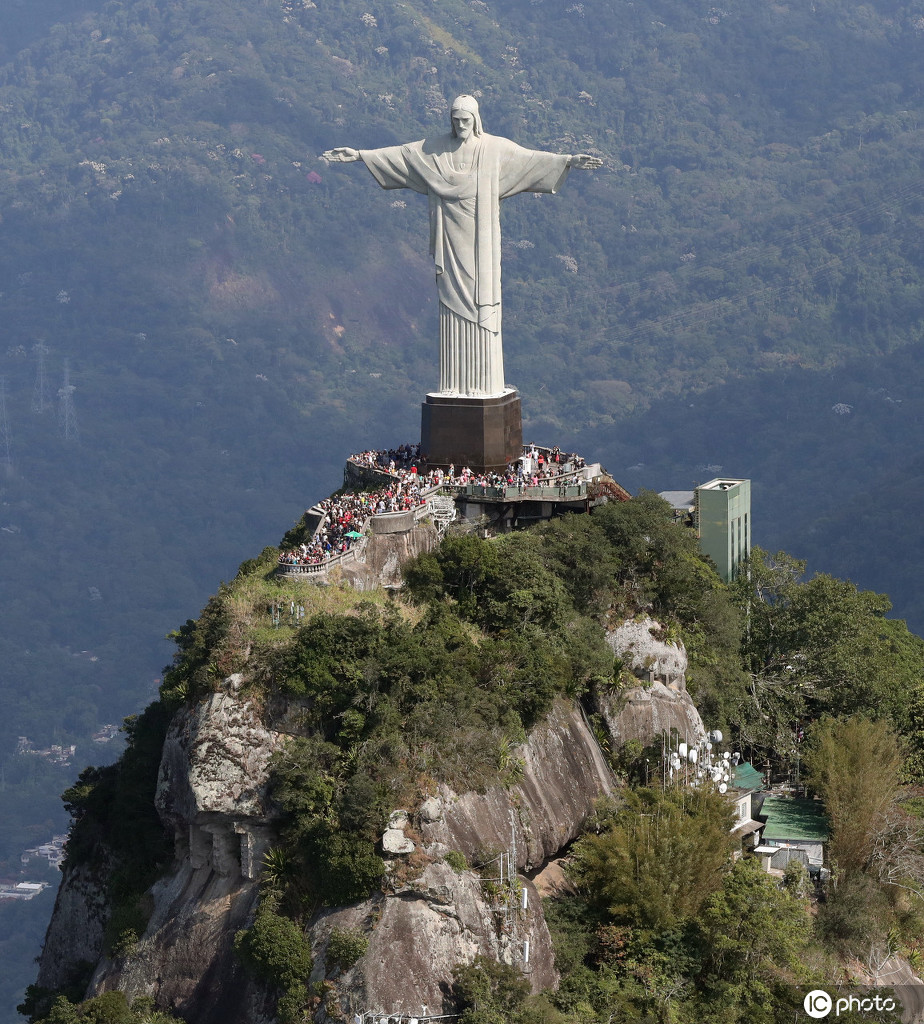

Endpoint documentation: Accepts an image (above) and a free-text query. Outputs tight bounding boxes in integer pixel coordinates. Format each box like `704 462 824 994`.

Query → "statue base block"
421 390 522 472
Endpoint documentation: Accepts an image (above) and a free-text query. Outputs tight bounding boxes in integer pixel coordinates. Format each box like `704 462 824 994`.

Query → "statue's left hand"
322 147 361 163
570 154 603 170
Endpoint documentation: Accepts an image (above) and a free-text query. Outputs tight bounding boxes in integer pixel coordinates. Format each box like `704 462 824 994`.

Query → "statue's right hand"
322 147 360 163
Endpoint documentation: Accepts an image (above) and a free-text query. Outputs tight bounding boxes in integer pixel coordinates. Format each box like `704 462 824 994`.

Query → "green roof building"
759 796 829 868
732 762 766 792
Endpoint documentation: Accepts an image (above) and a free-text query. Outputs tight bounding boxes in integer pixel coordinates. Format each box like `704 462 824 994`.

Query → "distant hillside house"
659 478 751 582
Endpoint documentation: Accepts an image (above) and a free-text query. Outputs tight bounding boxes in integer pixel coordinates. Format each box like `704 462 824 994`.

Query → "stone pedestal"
421 389 522 472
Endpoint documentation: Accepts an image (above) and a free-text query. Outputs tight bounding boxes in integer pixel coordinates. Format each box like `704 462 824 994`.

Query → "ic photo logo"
804 991 833 1018
803 989 898 1018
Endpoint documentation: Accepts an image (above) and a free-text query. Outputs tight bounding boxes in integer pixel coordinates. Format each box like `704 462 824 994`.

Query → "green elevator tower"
694 478 751 582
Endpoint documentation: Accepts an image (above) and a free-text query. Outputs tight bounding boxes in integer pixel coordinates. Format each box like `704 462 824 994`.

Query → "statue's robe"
360 134 570 397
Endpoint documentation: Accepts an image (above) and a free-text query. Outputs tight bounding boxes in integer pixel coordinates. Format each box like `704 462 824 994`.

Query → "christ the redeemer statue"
323 95 601 399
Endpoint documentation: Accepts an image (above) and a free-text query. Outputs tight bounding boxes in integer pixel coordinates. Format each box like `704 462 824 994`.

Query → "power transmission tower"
58 360 79 442
31 342 50 414
0 377 12 477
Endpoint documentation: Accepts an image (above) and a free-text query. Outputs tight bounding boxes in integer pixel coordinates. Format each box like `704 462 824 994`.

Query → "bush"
234 895 313 1024
445 850 469 872
326 927 369 970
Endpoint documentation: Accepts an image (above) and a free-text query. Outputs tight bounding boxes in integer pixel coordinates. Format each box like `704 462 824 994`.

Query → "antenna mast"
32 342 50 414
58 359 79 442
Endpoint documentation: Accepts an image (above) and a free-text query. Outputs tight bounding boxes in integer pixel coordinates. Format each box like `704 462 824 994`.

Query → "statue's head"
450 94 483 139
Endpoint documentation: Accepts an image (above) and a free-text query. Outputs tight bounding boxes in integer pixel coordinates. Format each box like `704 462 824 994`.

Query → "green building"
659 477 751 582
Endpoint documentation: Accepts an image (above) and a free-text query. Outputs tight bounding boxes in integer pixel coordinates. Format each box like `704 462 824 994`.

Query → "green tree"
804 716 903 878
737 550 924 722
569 787 734 934
698 858 811 1009
233 893 313 1024
452 956 531 1024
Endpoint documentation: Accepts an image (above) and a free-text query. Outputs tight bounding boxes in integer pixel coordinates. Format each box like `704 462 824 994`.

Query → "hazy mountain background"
2 0 924 1016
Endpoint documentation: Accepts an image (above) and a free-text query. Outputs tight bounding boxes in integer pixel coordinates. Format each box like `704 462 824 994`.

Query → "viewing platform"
277 442 629 582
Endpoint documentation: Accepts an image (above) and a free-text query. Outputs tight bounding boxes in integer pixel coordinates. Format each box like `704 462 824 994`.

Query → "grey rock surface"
36 861 112 992
607 616 688 690
419 699 616 870
313 861 557 1018
40 690 616 1024
597 682 707 749
156 689 283 878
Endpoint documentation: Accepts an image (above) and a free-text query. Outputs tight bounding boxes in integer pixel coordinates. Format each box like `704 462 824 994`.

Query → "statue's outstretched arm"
322 147 361 163
569 154 603 170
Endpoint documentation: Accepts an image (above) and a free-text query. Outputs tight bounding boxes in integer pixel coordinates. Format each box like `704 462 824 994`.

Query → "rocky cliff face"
37 861 112 994
418 701 616 871
37 613 711 1023
38 688 615 1022
598 616 707 749
339 520 439 590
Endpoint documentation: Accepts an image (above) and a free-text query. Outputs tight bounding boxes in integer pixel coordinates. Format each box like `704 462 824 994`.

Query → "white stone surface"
607 616 688 690
382 828 416 855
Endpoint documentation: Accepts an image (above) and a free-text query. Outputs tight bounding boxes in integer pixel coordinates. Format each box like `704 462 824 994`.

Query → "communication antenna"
0 377 12 476
58 359 79 442
32 342 50 414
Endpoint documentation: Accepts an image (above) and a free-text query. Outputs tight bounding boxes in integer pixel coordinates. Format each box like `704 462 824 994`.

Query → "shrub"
327 927 369 970
445 850 469 872
234 895 313 1024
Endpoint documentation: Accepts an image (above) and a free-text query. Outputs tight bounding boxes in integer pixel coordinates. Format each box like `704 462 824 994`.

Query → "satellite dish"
705 741 713 751
678 742 688 758
722 751 731 760
722 773 730 782
688 748 698 763
718 782 727 794
712 729 723 743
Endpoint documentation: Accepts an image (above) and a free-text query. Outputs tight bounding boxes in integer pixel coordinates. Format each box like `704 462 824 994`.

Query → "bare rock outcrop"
41 690 616 1024
314 861 557 1018
597 682 707 749
607 616 687 690
92 864 272 1024
155 684 282 878
85 688 284 1022
419 699 616 870
337 520 439 590
597 617 707 749
37 861 112 993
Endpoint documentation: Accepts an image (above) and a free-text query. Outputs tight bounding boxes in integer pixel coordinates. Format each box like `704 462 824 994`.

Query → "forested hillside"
3 0 924 1017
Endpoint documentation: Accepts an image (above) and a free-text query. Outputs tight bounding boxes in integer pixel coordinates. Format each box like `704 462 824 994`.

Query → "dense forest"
3 0 924 1016
22 494 924 1023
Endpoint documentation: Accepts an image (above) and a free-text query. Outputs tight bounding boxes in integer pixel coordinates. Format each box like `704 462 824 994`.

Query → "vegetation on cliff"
27 488 924 1022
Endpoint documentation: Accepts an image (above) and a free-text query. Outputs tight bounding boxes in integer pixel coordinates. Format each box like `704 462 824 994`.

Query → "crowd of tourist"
348 442 586 488
350 443 422 473
278 442 590 570
278 476 430 568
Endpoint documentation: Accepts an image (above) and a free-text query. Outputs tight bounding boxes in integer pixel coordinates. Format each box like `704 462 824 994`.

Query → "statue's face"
452 111 475 140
